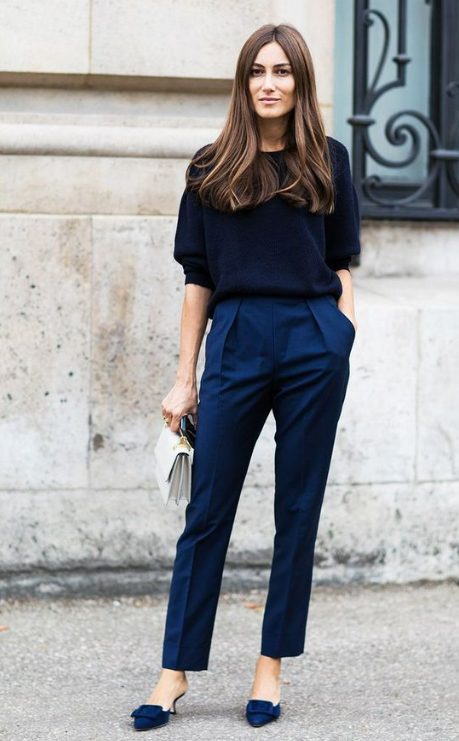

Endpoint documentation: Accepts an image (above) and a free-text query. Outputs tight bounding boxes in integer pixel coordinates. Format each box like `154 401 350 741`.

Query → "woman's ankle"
159 667 188 684
256 655 282 674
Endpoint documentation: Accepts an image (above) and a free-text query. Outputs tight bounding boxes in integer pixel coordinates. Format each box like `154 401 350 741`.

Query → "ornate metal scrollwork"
349 0 459 219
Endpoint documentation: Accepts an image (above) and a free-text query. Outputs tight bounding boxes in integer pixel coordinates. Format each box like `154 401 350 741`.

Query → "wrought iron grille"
349 0 459 220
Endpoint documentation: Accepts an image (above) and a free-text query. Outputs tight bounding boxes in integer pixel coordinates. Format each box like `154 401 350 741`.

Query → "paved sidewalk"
0 582 458 741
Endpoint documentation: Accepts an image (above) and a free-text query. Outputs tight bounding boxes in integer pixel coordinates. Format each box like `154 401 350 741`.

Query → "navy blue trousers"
162 293 355 670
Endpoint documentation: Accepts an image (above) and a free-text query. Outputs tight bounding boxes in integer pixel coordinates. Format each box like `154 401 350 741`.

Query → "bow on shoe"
130 704 170 731
246 699 281 726
131 704 166 718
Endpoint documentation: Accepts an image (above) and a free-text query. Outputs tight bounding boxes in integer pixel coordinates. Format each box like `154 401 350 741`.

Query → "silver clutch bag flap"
154 418 194 506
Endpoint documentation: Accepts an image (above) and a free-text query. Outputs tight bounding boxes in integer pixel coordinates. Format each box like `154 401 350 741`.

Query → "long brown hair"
186 23 335 214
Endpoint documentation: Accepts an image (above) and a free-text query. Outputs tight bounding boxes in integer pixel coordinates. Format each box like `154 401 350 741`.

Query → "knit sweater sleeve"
324 140 361 272
173 150 215 290
173 188 214 289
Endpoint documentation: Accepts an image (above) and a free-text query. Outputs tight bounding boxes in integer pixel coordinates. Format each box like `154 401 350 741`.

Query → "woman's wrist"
175 372 197 388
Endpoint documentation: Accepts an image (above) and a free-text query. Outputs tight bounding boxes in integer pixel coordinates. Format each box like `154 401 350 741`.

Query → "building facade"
0 0 458 596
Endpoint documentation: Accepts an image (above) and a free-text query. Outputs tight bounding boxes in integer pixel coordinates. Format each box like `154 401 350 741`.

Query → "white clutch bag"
154 414 195 506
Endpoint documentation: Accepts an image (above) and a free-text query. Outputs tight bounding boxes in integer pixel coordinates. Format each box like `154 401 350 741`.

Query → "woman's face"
248 41 296 120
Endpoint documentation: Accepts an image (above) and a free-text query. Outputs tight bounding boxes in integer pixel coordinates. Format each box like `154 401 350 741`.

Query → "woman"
130 22 360 731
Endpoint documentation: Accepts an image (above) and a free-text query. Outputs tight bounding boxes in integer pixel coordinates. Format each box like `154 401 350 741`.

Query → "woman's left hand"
335 268 357 331
337 301 358 331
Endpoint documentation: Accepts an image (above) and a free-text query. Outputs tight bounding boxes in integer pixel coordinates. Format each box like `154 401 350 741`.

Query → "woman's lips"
260 99 279 104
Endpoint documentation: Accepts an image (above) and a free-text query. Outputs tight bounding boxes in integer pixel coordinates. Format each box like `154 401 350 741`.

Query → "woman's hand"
161 379 198 434
337 300 357 331
336 268 358 332
161 283 211 433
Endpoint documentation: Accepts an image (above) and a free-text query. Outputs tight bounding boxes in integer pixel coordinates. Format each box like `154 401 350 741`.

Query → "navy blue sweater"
174 136 361 319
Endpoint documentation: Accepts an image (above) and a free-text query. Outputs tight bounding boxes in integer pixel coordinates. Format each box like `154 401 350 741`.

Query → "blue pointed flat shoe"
130 691 186 731
246 698 281 727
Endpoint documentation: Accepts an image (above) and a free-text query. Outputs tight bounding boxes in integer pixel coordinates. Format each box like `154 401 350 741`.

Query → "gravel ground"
0 582 458 741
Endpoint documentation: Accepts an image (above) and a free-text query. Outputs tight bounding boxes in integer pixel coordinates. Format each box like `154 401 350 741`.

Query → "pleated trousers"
161 292 355 670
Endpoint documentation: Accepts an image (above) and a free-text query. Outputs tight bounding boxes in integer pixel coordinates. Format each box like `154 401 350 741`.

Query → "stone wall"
0 0 458 596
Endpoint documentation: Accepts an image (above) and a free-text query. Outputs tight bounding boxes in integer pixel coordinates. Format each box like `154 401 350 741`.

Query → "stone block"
0 216 91 488
0 0 89 74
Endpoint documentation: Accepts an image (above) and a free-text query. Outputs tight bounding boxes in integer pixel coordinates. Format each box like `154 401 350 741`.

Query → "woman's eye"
250 69 290 75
